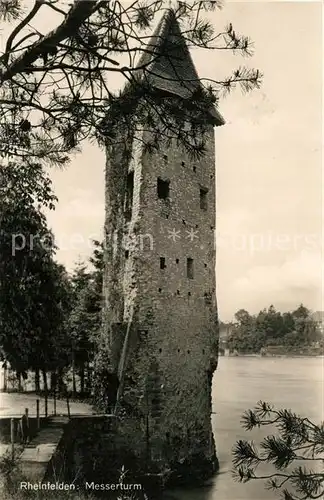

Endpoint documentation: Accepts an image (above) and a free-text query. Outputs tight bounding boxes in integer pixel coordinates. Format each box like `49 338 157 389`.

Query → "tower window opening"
200 188 208 211
157 178 170 199
125 171 134 221
176 258 179 264
139 330 148 340
125 250 129 259
158 288 162 293
187 258 194 279
160 257 166 269
181 161 185 167
193 166 196 173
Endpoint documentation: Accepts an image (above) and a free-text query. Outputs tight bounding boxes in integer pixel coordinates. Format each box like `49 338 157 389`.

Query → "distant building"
311 311 324 334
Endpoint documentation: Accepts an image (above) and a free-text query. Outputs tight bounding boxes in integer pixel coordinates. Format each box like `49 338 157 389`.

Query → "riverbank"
220 350 323 358
222 353 324 358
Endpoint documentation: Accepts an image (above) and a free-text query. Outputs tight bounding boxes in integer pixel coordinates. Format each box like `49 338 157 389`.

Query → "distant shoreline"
219 353 323 359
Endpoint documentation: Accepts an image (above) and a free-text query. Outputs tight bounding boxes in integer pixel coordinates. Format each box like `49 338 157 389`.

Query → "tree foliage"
0 160 72 378
0 0 261 165
67 241 103 393
0 157 103 389
226 305 322 354
232 401 324 500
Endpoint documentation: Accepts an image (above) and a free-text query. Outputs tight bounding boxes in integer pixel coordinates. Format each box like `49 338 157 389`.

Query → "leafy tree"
290 305 321 347
282 312 296 336
232 401 324 500
234 309 253 326
0 162 54 374
0 161 72 389
67 241 103 394
0 0 261 166
68 262 92 394
227 305 321 354
292 305 310 320
262 305 284 343
227 309 256 353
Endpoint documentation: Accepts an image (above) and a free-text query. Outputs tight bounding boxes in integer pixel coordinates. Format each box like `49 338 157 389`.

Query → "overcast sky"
41 0 322 321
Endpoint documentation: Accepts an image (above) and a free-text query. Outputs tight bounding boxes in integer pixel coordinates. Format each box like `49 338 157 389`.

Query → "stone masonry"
102 9 224 483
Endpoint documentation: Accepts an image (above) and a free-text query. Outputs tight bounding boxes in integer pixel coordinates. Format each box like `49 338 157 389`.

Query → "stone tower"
102 9 224 482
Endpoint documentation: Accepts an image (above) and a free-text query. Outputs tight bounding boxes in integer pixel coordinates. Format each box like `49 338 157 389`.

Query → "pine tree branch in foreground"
232 401 324 500
0 0 262 165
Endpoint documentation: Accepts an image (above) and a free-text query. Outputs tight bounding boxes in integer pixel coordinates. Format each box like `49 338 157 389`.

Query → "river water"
163 356 323 500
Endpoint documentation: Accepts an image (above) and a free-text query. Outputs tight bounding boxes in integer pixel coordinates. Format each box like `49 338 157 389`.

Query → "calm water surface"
163 356 323 500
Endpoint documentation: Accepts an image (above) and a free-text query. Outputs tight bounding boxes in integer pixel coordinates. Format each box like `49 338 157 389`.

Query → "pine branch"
0 0 262 163
0 0 103 82
233 402 324 500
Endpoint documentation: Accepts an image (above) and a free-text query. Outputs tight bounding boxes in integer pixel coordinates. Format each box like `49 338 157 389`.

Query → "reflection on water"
163 357 323 500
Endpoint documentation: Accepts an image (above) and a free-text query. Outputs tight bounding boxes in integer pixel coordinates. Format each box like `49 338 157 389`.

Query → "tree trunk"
57 368 64 394
52 371 57 416
42 370 48 392
42 370 48 417
86 363 92 394
80 366 85 394
72 350 76 396
34 369 40 393
50 372 56 392
1 1 96 84
3 365 7 392
17 373 22 392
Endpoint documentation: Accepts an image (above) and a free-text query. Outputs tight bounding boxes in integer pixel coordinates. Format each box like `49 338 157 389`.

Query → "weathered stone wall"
56 416 122 484
102 122 219 481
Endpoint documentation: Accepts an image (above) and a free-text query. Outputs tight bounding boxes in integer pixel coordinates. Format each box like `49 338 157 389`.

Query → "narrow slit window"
138 330 148 341
160 257 166 269
125 171 134 220
187 258 194 279
200 188 208 210
157 178 170 199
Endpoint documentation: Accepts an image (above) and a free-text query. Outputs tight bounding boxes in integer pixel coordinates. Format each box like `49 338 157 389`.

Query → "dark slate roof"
131 9 225 126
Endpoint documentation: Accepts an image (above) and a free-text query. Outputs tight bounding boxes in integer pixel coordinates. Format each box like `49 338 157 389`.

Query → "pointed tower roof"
133 9 225 126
